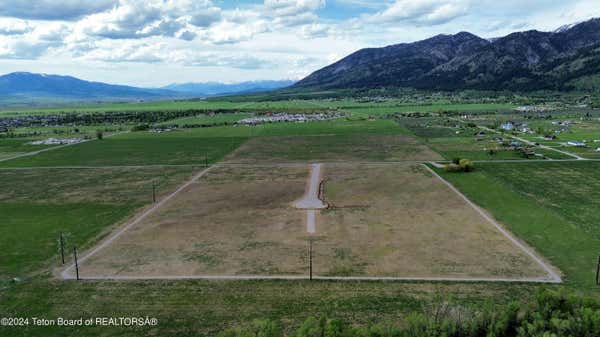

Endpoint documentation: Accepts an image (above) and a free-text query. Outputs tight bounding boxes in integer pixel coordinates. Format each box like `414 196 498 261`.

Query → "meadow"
317 163 547 278
438 161 600 289
0 132 245 167
0 167 195 276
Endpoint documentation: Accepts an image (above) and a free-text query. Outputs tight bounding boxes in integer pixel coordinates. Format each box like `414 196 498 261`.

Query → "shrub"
131 123 150 132
218 319 281 337
459 159 474 172
294 316 324 337
444 159 474 173
444 163 463 172
95 130 103 140
217 290 600 337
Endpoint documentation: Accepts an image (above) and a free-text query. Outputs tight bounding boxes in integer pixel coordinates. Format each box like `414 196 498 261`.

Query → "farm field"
0 138 57 159
0 118 414 167
0 100 246 116
345 103 515 116
0 167 196 277
157 112 252 126
438 161 600 288
0 132 246 167
226 134 442 163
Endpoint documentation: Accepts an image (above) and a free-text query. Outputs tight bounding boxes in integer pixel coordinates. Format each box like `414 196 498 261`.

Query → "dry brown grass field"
82 165 311 277
78 162 549 280
313 163 548 278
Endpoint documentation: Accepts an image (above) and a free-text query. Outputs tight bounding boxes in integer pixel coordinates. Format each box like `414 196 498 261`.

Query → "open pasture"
0 100 246 116
72 163 552 281
0 167 195 277
0 137 60 159
0 118 414 167
0 131 246 167
226 134 443 163
439 161 600 287
80 165 310 277
315 163 550 279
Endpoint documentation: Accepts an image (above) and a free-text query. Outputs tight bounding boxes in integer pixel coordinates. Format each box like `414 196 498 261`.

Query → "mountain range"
0 72 175 102
163 80 295 96
0 73 294 106
294 18 600 92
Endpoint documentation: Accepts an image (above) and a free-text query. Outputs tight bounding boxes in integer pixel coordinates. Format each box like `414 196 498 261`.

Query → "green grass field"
0 138 55 154
0 279 537 336
0 167 195 276
438 161 600 289
0 100 246 116
0 133 245 167
0 119 408 167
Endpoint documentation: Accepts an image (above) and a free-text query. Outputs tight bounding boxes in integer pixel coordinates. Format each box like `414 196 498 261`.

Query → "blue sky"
0 0 598 87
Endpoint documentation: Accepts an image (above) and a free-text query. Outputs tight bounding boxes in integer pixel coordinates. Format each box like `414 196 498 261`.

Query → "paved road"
294 163 326 234
306 210 317 234
295 163 327 210
61 166 214 280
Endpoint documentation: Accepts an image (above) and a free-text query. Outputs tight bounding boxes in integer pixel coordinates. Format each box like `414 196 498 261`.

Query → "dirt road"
294 163 326 234
294 163 326 209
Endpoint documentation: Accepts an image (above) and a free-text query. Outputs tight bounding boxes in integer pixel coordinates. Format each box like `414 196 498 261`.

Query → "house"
521 127 533 133
500 122 514 131
567 141 586 147
510 141 523 148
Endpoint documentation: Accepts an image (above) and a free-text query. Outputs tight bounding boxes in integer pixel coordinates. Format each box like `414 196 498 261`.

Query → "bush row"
218 290 600 337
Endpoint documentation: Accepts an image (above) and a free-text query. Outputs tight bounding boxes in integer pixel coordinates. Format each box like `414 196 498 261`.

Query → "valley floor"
1 99 599 335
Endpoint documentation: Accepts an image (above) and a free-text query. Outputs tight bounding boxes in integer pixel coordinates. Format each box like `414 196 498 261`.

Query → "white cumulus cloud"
371 0 471 25
0 0 118 21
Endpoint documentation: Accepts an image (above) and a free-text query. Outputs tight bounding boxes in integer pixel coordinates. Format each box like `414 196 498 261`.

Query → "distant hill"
294 18 600 92
0 73 296 107
0 72 179 103
163 80 295 96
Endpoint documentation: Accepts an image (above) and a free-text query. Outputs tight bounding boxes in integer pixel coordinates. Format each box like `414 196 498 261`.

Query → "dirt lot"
314 163 548 278
82 166 312 277
80 163 548 280
224 134 443 163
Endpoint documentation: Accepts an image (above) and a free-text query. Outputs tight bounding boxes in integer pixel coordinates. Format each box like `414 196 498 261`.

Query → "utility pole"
59 232 65 265
596 255 600 285
73 247 79 281
309 239 313 281
152 181 156 203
